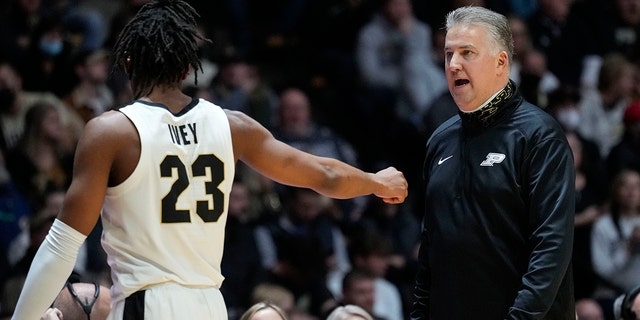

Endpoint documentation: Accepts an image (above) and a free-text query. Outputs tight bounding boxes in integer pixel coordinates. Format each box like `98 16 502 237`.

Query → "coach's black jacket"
411 81 575 320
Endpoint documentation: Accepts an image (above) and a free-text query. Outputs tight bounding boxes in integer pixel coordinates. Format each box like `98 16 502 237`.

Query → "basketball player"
11 1 408 319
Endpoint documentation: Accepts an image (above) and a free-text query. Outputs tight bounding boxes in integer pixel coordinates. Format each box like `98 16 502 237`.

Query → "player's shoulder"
82 110 135 140
224 109 260 130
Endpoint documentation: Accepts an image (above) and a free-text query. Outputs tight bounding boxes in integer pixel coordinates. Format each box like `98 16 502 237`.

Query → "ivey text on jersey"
167 123 198 145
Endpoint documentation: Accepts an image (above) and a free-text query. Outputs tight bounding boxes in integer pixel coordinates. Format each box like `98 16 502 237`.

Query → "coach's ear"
496 51 508 75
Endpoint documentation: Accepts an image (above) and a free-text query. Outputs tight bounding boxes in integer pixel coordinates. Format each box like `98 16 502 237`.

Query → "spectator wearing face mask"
546 85 608 193
16 13 75 94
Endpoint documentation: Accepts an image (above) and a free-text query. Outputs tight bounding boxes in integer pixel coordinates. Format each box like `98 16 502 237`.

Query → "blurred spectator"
338 270 383 320
355 197 419 270
526 0 593 86
546 86 609 299
234 162 282 219
355 0 446 126
345 232 403 320
57 0 108 52
103 0 149 107
577 53 635 158
515 47 558 108
576 298 605 320
302 0 377 98
59 49 114 123
254 187 342 318
566 130 606 299
272 88 358 166
326 304 375 320
218 0 311 58
508 14 559 108
591 0 640 60
0 60 77 155
1 200 57 316
5 102 73 205
349 196 419 313
5 187 64 277
546 86 609 200
591 169 640 298
607 102 640 178
0 0 46 65
5 101 73 202
210 56 278 129
240 301 288 320
222 179 267 320
16 12 75 93
0 147 30 272
271 87 363 222
250 283 315 320
546 85 583 132
182 23 218 90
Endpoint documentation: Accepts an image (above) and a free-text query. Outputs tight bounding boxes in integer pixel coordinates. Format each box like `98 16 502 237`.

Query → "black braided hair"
111 0 209 98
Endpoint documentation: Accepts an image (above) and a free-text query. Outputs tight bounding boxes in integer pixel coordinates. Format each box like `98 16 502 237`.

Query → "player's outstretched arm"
227 110 408 203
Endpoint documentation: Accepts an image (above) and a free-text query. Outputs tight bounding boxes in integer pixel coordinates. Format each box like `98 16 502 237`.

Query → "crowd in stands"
0 0 640 319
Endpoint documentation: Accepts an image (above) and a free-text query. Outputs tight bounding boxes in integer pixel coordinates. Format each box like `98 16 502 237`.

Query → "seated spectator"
16 12 75 93
271 87 363 221
240 301 288 320
0 60 78 155
575 298 605 320
565 131 606 299
221 179 267 319
348 196 419 310
346 232 403 320
272 88 358 167
1 205 57 316
577 53 635 158
58 49 114 124
608 101 640 178
508 15 559 108
5 102 74 206
209 56 278 129
250 283 314 320
0 147 30 270
591 169 640 298
355 0 446 125
253 187 342 317
338 270 383 320
326 304 374 320
526 0 590 86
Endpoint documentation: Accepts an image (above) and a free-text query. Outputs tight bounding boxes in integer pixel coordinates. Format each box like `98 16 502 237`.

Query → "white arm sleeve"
11 219 86 320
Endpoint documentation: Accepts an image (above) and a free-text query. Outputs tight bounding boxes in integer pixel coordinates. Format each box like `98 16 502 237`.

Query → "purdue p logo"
480 153 506 166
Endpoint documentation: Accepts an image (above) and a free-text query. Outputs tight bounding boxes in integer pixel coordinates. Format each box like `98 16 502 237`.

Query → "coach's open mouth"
455 79 470 87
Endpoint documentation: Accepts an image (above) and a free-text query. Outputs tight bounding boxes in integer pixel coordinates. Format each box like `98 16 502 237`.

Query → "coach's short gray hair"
445 6 514 64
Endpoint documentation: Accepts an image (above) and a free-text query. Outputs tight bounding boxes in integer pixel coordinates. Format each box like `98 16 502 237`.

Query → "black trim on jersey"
123 290 145 320
133 97 200 116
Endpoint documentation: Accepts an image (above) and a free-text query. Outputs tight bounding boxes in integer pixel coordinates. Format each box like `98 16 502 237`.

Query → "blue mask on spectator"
39 39 63 57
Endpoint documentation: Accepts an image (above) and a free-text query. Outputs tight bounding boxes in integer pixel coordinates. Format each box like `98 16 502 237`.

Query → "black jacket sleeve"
507 137 575 319
410 223 431 320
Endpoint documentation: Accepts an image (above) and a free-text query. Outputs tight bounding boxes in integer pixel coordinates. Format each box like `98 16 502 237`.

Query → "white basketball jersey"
102 98 235 303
